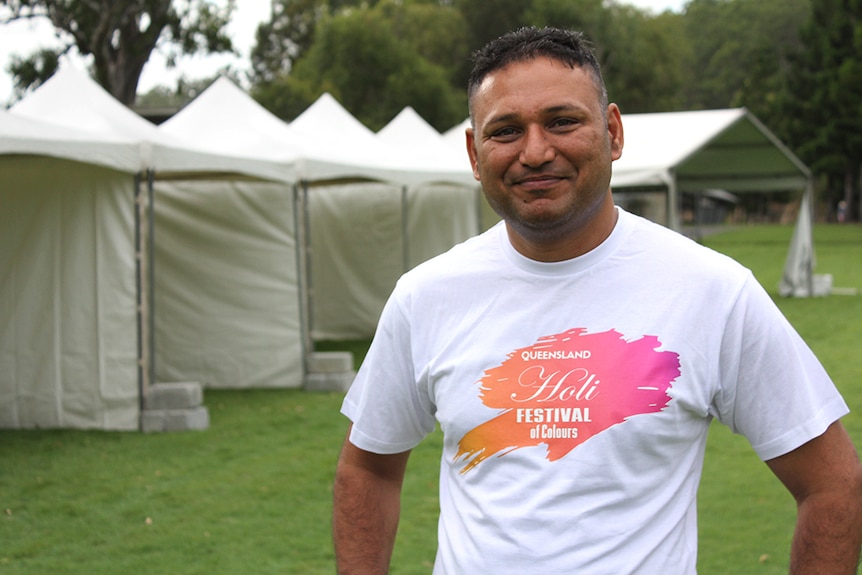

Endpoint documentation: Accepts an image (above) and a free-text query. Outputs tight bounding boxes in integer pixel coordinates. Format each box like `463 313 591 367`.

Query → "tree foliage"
252 0 466 131
779 0 862 219
2 0 235 105
249 0 368 84
681 0 808 115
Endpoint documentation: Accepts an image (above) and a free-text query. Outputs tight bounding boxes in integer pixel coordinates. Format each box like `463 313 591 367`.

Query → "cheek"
477 148 516 178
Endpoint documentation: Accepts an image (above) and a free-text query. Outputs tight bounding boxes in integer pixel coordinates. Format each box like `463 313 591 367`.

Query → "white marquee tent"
12 68 295 183
610 108 811 228
612 108 819 297
6 68 304 431
161 80 479 340
290 92 475 187
294 96 479 339
376 106 481 268
0 110 142 429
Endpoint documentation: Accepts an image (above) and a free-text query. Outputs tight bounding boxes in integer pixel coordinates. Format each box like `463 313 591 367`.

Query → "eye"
488 126 521 142
549 117 579 131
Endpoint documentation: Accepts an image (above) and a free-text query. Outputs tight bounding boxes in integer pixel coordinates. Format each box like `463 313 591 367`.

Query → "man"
333 27 862 574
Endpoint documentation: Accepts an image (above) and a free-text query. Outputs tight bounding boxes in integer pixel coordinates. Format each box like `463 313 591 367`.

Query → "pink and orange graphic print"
456 328 680 473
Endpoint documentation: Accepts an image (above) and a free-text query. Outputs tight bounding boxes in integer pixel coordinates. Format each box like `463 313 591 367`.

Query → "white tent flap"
778 187 832 297
309 183 404 340
153 181 304 388
0 157 139 429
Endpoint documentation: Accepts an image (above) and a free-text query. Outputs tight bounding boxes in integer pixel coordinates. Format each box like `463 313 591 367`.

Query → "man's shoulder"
621 210 745 267
612 210 754 296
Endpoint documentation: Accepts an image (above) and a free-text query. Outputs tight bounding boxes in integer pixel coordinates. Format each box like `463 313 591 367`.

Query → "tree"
452 0 532 84
249 0 367 85
780 0 862 221
455 0 530 52
5 47 60 100
681 0 808 115
376 0 469 88
253 2 466 131
2 0 236 105
602 4 687 113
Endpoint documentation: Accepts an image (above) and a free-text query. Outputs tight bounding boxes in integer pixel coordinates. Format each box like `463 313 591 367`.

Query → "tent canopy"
377 106 474 177
0 109 139 173
292 93 475 187
162 78 474 187
11 67 295 183
610 108 810 192
159 76 303 164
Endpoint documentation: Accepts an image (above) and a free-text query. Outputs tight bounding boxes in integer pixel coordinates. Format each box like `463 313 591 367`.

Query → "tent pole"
805 180 815 297
667 171 681 231
474 185 484 233
147 170 156 387
296 180 313 377
401 186 409 272
694 191 702 241
134 172 145 429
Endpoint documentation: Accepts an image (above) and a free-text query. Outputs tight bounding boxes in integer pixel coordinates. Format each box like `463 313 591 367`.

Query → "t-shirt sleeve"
713 273 849 461
340 287 438 454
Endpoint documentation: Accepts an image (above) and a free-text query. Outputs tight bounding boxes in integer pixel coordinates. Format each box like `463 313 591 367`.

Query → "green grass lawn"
1 224 860 574
699 224 862 575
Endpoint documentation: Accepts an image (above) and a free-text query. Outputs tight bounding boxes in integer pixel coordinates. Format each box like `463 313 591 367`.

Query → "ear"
465 127 482 181
607 103 624 161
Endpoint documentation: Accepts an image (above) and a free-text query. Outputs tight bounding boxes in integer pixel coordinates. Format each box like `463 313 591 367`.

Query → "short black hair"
467 27 608 115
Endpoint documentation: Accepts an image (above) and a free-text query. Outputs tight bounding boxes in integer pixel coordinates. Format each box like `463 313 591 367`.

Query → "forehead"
470 57 602 123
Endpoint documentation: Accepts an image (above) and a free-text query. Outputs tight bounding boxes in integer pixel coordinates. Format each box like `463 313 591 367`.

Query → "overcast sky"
0 0 686 107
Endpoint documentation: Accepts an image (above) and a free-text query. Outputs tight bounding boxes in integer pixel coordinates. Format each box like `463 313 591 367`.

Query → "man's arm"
766 420 862 574
333 426 412 575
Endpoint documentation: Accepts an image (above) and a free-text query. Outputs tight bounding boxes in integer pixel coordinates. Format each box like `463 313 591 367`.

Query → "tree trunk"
843 166 854 222
857 162 862 223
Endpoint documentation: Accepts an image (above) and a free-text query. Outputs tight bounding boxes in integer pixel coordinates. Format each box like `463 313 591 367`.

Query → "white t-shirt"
341 208 848 574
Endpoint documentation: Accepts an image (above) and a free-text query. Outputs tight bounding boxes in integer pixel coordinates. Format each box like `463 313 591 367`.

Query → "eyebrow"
484 103 589 130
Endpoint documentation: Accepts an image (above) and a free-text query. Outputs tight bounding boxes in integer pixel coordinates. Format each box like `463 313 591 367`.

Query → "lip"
513 174 566 191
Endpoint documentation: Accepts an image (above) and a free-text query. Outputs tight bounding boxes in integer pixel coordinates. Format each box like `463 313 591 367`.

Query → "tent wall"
612 191 670 227
152 181 304 388
309 183 404 340
308 183 482 340
405 184 481 269
0 156 139 430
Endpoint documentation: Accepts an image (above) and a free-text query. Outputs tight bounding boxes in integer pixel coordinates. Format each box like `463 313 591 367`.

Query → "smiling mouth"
515 175 565 191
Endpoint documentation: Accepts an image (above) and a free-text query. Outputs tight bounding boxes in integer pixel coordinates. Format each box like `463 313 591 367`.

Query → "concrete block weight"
307 351 354 373
142 382 209 432
144 382 203 410
303 371 356 393
142 406 210 433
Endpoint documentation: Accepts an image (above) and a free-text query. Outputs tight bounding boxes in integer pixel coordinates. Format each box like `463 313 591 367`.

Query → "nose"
519 125 555 167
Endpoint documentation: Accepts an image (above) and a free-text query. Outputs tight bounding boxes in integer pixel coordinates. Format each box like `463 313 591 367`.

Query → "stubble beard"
484 181 609 247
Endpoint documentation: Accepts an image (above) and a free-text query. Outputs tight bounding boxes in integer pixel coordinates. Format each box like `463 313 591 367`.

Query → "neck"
505 195 618 262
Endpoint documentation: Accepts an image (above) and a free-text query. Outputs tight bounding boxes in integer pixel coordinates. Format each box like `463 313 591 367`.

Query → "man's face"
467 57 623 256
